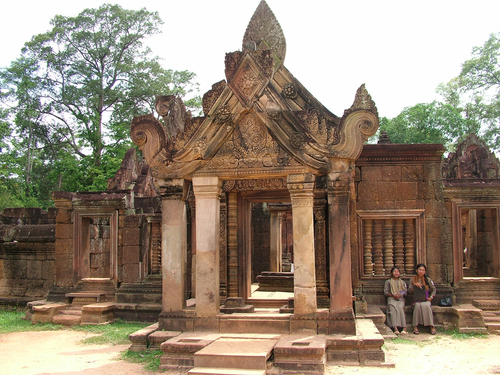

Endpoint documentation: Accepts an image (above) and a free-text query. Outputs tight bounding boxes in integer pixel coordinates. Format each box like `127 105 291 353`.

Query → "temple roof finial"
243 0 286 65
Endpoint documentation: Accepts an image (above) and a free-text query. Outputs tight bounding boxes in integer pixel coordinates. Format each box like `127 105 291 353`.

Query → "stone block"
55 224 73 239
129 323 158 351
121 246 140 265
122 263 140 283
381 165 402 181
394 200 418 209
425 199 447 218
377 181 398 201
149 331 181 350
55 239 74 256
122 228 141 246
360 166 382 181
124 215 144 228
402 165 424 182
56 210 72 224
354 167 361 182
357 181 378 202
423 164 442 182
397 181 418 201
27 260 42 280
418 181 435 200
290 317 318 334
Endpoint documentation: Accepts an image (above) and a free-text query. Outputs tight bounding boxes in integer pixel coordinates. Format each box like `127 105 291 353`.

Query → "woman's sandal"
392 328 400 335
400 329 408 335
413 327 420 335
430 327 437 335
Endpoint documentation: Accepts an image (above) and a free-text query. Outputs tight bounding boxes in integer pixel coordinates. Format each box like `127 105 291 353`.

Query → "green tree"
458 32 500 150
0 4 200 207
380 101 469 149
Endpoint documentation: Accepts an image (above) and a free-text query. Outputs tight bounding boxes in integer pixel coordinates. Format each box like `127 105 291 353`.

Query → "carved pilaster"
314 197 329 308
159 179 189 313
192 176 223 319
219 193 227 300
287 173 317 317
227 192 239 297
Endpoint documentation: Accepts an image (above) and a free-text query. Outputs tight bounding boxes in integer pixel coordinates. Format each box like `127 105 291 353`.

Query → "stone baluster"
384 219 394 274
404 218 415 275
393 219 405 272
150 219 162 274
372 220 384 275
363 219 373 276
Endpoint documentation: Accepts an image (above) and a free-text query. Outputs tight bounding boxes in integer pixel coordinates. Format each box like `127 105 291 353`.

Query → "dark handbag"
439 295 453 307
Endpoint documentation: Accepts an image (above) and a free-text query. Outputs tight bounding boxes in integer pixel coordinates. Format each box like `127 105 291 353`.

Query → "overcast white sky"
1 0 499 118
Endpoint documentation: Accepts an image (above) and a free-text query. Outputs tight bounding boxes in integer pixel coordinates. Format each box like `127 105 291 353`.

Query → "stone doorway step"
189 337 278 375
473 300 500 334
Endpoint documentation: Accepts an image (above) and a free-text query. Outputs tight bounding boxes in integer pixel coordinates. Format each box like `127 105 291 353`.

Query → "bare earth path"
1 330 500 375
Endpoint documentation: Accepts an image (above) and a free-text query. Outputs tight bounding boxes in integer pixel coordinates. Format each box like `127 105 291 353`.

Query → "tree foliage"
382 32 500 152
0 4 200 208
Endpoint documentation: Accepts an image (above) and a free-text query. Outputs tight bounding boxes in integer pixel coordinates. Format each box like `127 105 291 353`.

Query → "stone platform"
128 317 387 374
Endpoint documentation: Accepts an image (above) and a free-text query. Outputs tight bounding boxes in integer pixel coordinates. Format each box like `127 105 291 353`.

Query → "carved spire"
346 84 378 116
243 0 286 65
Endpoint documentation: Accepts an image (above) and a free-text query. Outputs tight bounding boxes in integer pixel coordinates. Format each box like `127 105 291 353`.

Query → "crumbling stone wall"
0 208 56 300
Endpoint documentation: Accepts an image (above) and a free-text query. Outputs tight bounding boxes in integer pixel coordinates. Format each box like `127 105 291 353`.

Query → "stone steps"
53 313 81 326
472 299 500 335
189 368 265 375
193 338 276 370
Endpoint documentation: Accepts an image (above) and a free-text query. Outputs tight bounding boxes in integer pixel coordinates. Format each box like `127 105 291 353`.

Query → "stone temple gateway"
131 0 378 335
3 1 500 373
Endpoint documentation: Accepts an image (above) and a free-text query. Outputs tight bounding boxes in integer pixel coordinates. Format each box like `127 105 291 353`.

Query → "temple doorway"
237 191 294 303
461 207 500 278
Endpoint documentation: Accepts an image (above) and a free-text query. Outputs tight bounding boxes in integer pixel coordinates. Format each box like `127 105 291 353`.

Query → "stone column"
287 174 317 317
270 210 283 272
327 170 355 334
192 176 222 328
160 179 188 313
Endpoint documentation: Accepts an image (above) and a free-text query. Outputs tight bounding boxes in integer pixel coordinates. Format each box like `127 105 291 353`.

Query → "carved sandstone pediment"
130 1 379 180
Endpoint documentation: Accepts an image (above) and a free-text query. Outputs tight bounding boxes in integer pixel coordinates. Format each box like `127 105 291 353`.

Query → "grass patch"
0 310 63 334
121 349 163 371
440 327 488 340
0 310 150 346
387 337 425 346
70 320 151 345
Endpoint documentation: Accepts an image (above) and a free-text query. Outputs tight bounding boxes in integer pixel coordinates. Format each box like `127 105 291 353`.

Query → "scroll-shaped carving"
330 84 379 161
155 95 191 139
130 114 167 168
242 0 286 67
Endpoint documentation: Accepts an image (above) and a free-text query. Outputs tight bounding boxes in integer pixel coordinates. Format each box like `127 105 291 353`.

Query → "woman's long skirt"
387 297 406 328
412 301 434 326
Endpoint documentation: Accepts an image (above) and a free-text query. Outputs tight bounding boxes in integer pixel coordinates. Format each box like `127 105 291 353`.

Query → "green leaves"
0 4 200 208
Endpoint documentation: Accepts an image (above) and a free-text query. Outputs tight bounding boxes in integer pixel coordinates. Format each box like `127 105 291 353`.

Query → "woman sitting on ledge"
409 263 436 335
384 266 408 335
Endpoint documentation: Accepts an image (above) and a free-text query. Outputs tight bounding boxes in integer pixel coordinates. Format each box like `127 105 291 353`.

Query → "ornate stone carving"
242 0 286 66
442 133 500 180
222 178 287 192
155 95 191 139
202 80 227 116
214 105 233 125
282 83 297 99
202 113 301 171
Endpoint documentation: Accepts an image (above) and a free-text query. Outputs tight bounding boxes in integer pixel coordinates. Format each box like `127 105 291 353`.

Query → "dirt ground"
1 330 500 375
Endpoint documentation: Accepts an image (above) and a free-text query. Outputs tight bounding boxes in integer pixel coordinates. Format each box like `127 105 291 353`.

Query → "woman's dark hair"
390 266 401 276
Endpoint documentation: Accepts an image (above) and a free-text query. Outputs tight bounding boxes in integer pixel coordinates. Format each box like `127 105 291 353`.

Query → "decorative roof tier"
131 0 379 180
